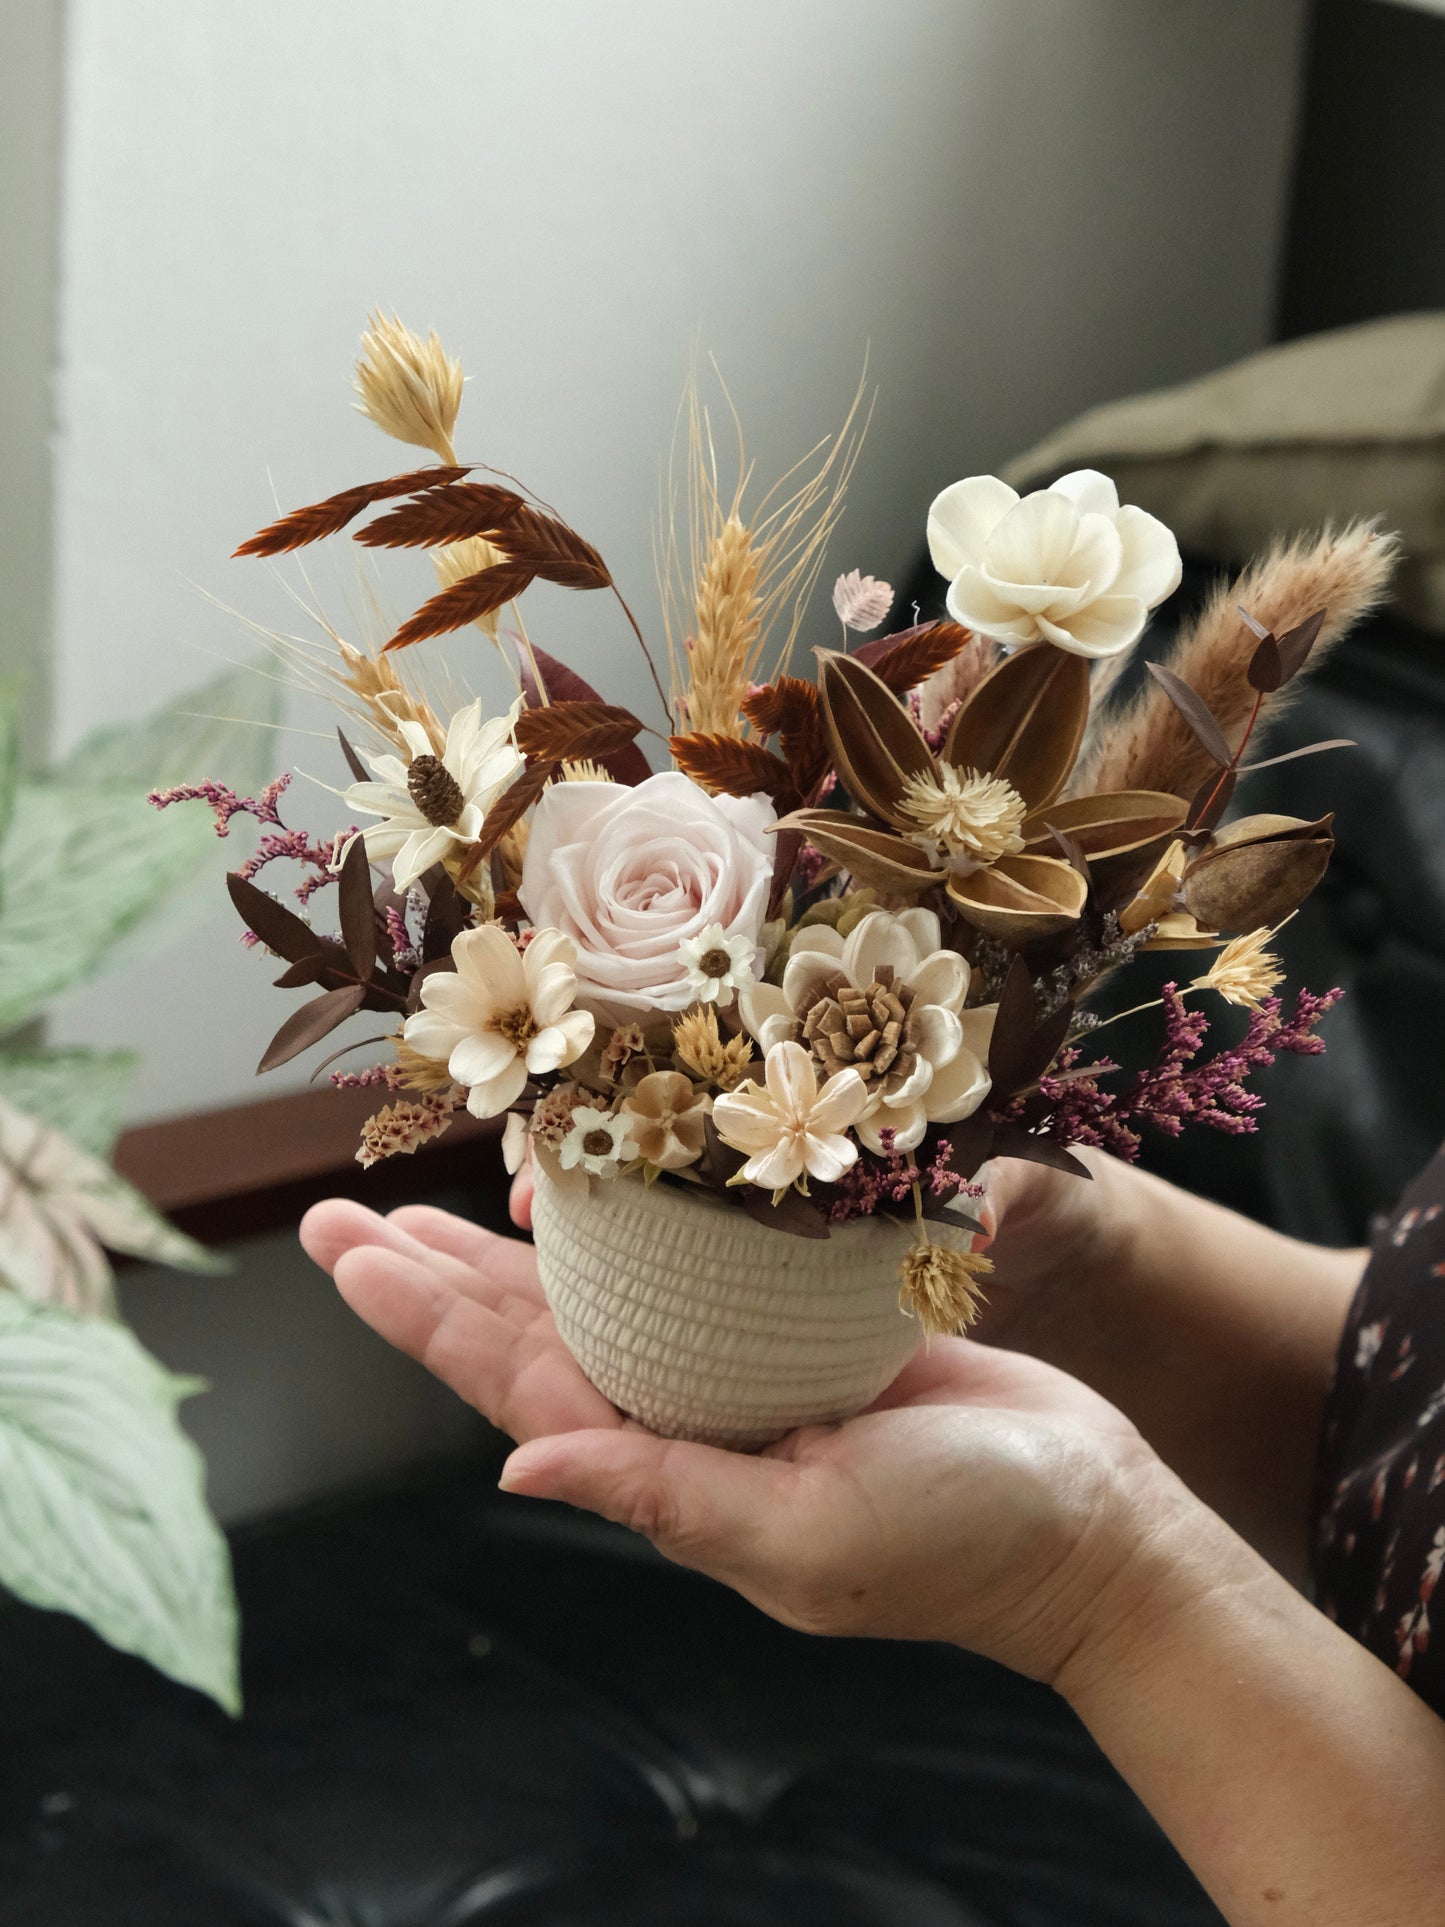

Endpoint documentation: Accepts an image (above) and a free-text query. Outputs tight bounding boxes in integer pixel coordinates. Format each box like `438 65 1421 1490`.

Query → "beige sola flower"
712 1042 868 1191
927 469 1181 659
403 926 595 1119
618 1070 711 1171
339 697 523 892
739 908 993 1155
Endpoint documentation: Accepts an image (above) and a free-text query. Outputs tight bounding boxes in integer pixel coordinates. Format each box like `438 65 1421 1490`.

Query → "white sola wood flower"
558 1106 638 1179
927 469 1180 659
403 927 595 1119
338 698 523 891
677 922 757 1003
712 1041 868 1191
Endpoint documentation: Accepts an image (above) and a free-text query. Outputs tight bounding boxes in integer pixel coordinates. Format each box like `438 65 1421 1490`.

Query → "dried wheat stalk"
1081 522 1399 798
659 359 872 734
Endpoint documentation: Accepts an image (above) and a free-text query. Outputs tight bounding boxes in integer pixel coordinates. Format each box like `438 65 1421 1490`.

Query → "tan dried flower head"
355 1091 455 1168
531 1082 586 1149
618 1069 710 1170
560 757 613 784
672 1003 754 1091
335 637 446 756
1191 928 1286 1010
354 310 464 460
897 764 1027 866
392 1033 454 1093
897 1240 993 1338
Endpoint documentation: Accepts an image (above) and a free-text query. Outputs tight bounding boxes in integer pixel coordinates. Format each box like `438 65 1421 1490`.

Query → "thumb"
499 1428 795 1580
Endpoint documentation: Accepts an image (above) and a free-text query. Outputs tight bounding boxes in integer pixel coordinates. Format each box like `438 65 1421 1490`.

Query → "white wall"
47 0 1308 1124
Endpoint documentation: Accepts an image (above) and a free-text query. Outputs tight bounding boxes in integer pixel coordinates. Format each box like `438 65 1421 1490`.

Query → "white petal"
1038 594 1147 659
945 568 1042 644
397 720 434 761
738 980 789 1040
713 1095 784 1153
858 1103 926 1155
1053 511 1123 597
1046 469 1120 518
808 1066 868 1134
765 1040 817 1112
392 825 454 891
782 944 846 1012
908 1002 962 1071
455 925 527 1002
959 1004 997 1062
502 1113 529 1174
343 780 419 821
743 1140 806 1190
801 1132 859 1184
926 476 1018 580
552 1007 596 1064
1110 504 1183 609
894 906 941 955
759 1013 795 1053
924 1045 991 1124
908 950 968 1014
464 1055 529 1119
983 491 1079 588
449 1030 520 1087
842 911 920 990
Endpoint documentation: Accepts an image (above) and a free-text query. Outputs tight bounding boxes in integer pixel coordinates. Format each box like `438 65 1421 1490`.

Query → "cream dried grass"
354 310 463 459
1081 522 1399 799
659 359 872 736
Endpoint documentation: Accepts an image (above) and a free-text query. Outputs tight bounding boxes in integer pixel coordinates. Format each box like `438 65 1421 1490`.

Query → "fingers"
499 1429 797 1586
509 1165 534 1230
385 1203 543 1304
301 1198 542 1319
332 1242 620 1440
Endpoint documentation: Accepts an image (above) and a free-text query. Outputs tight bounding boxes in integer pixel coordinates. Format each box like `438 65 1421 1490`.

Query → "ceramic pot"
530 1161 989 1449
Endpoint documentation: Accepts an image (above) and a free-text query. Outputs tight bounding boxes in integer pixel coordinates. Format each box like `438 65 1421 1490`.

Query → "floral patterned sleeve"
1313 1147 1445 1704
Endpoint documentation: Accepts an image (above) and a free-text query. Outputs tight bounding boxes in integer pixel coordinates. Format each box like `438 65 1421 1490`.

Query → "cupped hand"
300 1179 1173 1685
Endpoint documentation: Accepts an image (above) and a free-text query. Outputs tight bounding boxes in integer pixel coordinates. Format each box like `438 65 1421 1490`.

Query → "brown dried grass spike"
383 560 537 651
669 731 797 804
234 465 471 557
355 482 527 549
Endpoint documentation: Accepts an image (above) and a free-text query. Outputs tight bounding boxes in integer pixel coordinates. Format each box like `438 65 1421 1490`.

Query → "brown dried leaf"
943 648 1090 810
855 620 970 694
227 872 327 963
516 701 644 765
258 983 367 1074
1021 790 1188 861
777 810 940 895
1181 813 1334 932
1275 608 1327 685
234 465 471 557
337 836 377 982
383 560 538 651
670 732 797 804
817 650 936 824
1145 661 1234 766
494 507 611 589
354 481 527 549
743 677 830 796
987 1122 1092 1180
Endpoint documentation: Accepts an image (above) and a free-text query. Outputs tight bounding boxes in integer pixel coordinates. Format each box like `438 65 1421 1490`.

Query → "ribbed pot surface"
531 1165 981 1449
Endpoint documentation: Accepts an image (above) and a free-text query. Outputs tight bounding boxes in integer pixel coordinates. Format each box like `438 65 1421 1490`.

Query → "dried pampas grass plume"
659 358 872 737
354 310 464 461
1082 522 1399 798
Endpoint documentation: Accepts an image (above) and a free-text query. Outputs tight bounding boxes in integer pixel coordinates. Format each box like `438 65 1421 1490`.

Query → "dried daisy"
832 569 894 633
897 1239 993 1338
672 1004 754 1091
1190 928 1286 1010
558 1105 638 1179
354 310 464 460
897 765 1027 868
356 1091 455 1168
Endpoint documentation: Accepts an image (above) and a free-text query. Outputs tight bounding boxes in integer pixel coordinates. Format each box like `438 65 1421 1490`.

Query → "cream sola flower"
403 926 595 1119
339 698 524 891
927 469 1181 659
712 1041 868 1191
739 908 993 1154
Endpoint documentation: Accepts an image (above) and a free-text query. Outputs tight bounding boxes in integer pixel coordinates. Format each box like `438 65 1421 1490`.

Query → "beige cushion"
1004 313 1445 630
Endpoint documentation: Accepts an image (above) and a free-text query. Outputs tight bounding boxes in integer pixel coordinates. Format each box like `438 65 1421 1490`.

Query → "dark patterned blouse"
1313 1148 1445 1711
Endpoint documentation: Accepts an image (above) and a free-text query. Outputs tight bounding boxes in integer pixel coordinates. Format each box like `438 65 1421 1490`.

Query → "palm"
301 1186 1146 1674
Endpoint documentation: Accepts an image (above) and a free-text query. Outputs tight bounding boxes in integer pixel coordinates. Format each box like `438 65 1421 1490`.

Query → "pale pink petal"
832 569 895 633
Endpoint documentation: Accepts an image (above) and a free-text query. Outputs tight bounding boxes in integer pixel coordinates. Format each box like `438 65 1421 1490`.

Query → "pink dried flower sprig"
1016 984 1344 1161
149 772 291 836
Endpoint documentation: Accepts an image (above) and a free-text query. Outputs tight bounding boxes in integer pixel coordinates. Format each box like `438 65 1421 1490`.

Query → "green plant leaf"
0 1093 223 1315
0 1047 138 1159
0 1294 240 1712
0 673 24 862
53 661 280 791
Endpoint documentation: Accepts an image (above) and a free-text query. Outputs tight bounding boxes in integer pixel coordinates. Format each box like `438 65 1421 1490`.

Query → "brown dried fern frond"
1081 522 1399 798
658 357 873 735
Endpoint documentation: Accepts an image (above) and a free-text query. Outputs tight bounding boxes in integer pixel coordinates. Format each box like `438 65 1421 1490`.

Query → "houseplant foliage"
181 313 1392 1448
0 666 276 1712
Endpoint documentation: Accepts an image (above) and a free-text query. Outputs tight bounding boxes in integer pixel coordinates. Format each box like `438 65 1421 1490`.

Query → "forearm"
987 1155 1363 1578
1057 1467 1445 1927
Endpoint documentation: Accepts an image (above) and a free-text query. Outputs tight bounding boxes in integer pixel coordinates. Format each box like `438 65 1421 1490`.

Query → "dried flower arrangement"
161 313 1393 1445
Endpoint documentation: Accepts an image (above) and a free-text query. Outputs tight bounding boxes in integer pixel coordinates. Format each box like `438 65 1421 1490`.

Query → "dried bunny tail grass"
658 355 873 731
354 310 464 460
1082 522 1399 798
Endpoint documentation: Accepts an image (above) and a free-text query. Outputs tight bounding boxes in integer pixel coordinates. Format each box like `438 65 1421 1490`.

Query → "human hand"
300 1191 1190 1686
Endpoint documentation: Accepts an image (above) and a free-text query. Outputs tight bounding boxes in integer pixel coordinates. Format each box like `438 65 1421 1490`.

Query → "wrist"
1051 1452 1272 1714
